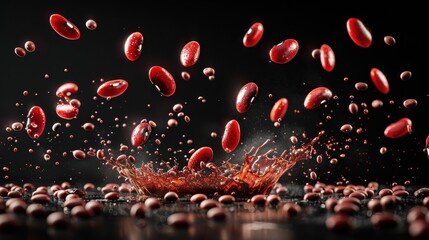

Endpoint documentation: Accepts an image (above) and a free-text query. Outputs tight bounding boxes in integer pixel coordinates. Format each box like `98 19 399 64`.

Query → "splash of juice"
111 131 323 198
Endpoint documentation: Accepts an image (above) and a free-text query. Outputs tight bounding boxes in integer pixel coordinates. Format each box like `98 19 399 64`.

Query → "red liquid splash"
109 131 323 199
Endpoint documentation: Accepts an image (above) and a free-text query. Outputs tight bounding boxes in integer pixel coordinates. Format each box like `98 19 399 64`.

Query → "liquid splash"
108 131 323 198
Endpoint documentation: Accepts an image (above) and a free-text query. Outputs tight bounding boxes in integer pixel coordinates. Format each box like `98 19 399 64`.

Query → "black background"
1 3 428 188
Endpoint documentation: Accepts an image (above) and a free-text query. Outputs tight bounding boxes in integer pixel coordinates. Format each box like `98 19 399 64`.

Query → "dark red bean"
270 98 288 122
384 36 396 46
207 207 227 221
367 199 382 212
188 146 213 171
0 213 18 231
144 197 162 210
276 186 288 195
325 197 337 211
221 119 240 153
236 82 258 113
400 70 412 81
407 206 428 223
282 202 301 216
218 195 236 204
26 106 46 139
408 220 429 240
30 194 51 204
379 188 393 197
380 195 398 209
319 44 335 72
393 190 409 198
83 183 95 191
384 118 412 139
303 185 314 193
97 79 128 98
130 202 146 218
190 193 208 204
334 186 345 193
164 191 179 202
325 214 353 232
303 192 320 201
104 192 119 200
124 32 143 61
355 82 368 91
14 47 26 57
423 196 429 207
26 203 46 218
24 40 36 52
7 199 28 214
251 194 267 206
49 14 80 40
370 68 389 94
403 99 418 109
414 188 429 198
346 18 372 48
334 202 359 215
266 195 281 206
371 212 400 228
180 41 200 67
349 191 366 200
269 39 299 64
63 198 84 209
243 22 264 47
47 212 69 228
7 190 22 198
338 197 361 206
200 199 220 210
167 213 190 228
304 87 333 109
148 66 176 97
56 103 79 120
72 150 86 160
85 200 104 215
85 19 97 30
71 205 91 218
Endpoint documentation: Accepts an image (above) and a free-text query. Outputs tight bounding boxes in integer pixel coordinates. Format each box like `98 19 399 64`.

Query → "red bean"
400 70 412 81
85 200 104 215
24 41 36 52
30 194 51 204
355 82 368 91
282 202 301 216
124 32 143 61
243 22 264 47
56 103 79 120
56 82 78 97
236 82 258 113
371 212 400 228
72 150 86 160
164 191 179 202
221 119 240 153
104 192 119 200
384 36 396 46
188 146 213 171
269 39 299 64
304 87 333 109
131 122 152 146
26 203 46 218
325 214 353 232
15 47 26 57
181 71 191 80
200 199 220 210
319 44 335 72
207 207 227 221
370 68 389 94
130 202 146 218
148 66 176 97
384 117 412 138
190 193 208 203
325 197 337 211
97 79 128 98
144 197 162 210
414 188 429 198
348 103 358 114
11 122 23 131
346 18 372 48
408 220 429 239
340 124 353 133
26 106 46 139
303 192 320 201
47 212 69 228
266 194 281 206
251 194 266 206
85 19 97 30
0 213 18 231
403 99 418 108
218 195 236 204
180 41 200 67
270 98 288 122
167 213 190 228
82 122 95 131
49 14 80 40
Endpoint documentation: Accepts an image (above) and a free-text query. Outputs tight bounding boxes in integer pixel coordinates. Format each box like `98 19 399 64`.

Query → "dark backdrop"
1 3 428 188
